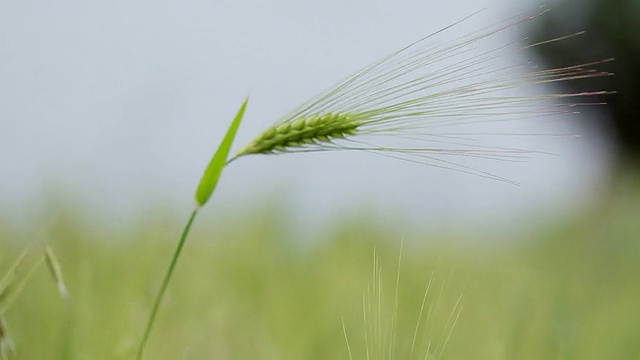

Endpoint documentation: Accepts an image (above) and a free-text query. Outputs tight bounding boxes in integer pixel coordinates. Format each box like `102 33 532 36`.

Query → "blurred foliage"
528 0 640 163
0 174 639 359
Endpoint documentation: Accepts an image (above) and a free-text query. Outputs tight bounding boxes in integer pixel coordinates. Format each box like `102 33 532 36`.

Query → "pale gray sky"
0 0 612 236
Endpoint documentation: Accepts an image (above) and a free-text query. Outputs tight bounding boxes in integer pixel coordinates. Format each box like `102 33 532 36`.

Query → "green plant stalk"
137 98 248 359
0 255 45 317
136 208 199 360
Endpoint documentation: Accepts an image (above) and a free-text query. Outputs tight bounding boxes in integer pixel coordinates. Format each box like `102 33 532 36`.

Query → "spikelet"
231 9 612 181
236 112 360 156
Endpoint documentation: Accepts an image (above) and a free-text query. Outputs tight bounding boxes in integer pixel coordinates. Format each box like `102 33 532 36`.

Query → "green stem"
136 208 199 360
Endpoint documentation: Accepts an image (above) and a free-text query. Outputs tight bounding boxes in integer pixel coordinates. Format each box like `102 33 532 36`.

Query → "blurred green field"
1 176 639 359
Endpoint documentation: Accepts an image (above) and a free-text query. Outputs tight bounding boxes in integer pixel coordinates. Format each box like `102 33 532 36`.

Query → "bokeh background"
1 0 637 359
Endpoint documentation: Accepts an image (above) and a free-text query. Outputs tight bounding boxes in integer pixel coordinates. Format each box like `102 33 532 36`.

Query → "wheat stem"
137 208 199 360
137 99 247 357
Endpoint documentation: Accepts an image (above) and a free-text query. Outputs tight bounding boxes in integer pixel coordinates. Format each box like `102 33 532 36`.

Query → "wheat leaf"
44 246 68 300
195 97 248 207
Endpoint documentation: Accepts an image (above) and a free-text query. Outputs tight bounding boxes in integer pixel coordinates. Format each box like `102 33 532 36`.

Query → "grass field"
1 175 639 359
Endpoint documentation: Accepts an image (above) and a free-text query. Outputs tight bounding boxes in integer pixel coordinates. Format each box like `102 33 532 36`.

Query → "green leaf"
44 246 68 300
194 97 249 207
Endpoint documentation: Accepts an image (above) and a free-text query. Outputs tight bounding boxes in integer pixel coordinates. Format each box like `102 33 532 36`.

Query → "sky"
0 0 613 237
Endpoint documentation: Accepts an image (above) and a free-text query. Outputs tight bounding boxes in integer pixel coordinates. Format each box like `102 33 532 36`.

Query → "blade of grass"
0 249 29 305
44 246 68 300
195 97 249 207
0 256 45 317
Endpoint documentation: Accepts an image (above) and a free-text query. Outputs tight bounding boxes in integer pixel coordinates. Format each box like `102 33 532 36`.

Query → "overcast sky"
0 0 613 236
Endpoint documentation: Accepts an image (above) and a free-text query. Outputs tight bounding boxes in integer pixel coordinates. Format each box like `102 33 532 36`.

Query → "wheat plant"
341 245 462 360
136 8 612 358
0 247 67 359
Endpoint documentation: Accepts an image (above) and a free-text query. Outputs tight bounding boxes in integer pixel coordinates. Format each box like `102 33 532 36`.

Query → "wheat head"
229 9 612 183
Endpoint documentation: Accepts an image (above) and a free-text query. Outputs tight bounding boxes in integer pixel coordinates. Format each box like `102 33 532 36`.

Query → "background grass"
1 174 639 359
